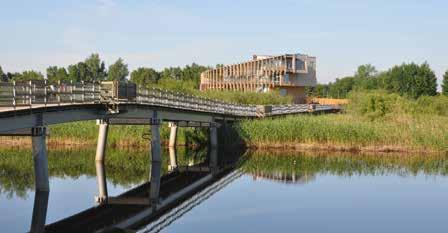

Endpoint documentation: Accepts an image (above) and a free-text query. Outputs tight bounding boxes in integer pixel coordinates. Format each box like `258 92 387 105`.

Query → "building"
200 53 317 103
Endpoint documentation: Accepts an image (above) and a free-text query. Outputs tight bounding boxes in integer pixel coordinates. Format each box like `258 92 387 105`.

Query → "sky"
1 0 447 85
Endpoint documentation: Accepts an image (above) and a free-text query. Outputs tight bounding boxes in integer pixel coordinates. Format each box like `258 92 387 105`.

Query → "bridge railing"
0 81 102 109
0 81 336 117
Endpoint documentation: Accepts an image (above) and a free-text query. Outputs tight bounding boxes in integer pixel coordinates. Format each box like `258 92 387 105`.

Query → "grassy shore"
234 91 448 153
1 91 446 153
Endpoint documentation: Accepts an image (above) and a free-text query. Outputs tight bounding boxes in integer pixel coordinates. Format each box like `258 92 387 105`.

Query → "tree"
160 67 182 80
355 64 377 79
10 70 44 82
383 62 437 98
442 70 448 96
84 53 107 82
108 58 129 81
0 66 7 82
130 67 160 86
46 66 69 83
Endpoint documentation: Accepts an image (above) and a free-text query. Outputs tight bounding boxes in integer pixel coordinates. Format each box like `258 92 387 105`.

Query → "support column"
168 147 178 172
95 119 109 162
168 122 178 148
95 119 109 204
149 115 162 209
210 124 218 149
32 127 49 192
30 190 49 233
95 161 108 204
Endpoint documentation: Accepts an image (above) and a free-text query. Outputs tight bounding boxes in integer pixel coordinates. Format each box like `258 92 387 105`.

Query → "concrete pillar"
168 122 178 148
32 127 49 192
95 161 108 204
209 147 218 176
168 147 178 171
149 116 162 209
95 119 109 162
210 125 218 149
30 190 49 233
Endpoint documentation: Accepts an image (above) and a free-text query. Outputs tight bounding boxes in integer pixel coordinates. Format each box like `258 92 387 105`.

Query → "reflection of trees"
241 151 448 184
0 147 206 199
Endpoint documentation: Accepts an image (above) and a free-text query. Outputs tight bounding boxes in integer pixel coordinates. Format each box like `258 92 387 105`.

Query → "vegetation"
241 151 448 179
443 70 448 96
0 147 207 199
308 63 440 99
234 90 448 152
107 58 129 81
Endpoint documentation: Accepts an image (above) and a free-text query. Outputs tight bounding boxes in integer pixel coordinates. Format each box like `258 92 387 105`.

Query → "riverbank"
1 91 446 153
234 92 448 153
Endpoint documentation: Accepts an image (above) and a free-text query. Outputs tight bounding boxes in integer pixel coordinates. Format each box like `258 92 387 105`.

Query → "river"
0 147 447 232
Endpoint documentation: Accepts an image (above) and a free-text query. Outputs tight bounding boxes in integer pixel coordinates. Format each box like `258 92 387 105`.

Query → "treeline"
0 53 209 94
308 63 448 99
0 54 129 83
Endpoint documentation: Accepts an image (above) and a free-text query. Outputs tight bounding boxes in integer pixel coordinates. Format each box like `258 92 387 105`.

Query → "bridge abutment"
168 122 178 171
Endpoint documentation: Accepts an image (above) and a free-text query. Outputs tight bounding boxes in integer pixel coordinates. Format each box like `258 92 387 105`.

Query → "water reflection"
1 148 448 232
30 191 49 233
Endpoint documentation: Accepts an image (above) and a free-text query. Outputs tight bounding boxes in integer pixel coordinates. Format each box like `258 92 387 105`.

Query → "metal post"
95 161 108 204
149 115 162 210
95 119 109 162
32 127 49 192
29 190 49 233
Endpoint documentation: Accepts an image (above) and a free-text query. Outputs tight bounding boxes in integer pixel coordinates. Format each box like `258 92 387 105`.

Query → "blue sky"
1 0 447 84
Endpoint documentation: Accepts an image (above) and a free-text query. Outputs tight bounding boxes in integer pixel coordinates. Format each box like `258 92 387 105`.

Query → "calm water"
1 147 447 233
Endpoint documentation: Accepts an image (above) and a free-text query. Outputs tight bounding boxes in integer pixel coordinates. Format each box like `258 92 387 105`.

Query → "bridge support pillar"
210 124 218 149
168 147 178 172
209 124 219 176
95 162 108 204
168 122 178 171
95 119 109 162
32 127 49 192
168 122 178 148
30 190 49 233
95 120 109 204
150 118 162 209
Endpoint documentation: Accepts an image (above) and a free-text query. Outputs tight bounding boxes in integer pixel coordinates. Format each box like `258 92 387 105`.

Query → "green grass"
234 91 448 152
48 121 208 147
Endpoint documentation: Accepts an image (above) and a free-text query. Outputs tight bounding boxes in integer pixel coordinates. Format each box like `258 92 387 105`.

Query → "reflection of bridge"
0 81 338 232
28 149 241 233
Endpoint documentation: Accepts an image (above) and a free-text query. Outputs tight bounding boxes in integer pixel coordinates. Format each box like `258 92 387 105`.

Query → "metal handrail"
0 81 336 117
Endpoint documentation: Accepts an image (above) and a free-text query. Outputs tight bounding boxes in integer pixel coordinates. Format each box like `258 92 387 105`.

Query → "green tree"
355 64 377 79
130 67 160 86
442 70 448 96
383 62 437 98
160 67 182 80
108 58 129 81
11 70 44 82
46 66 69 83
0 66 7 82
84 53 107 82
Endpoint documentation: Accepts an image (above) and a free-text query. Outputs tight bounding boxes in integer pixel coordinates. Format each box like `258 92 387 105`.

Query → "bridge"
0 81 339 232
